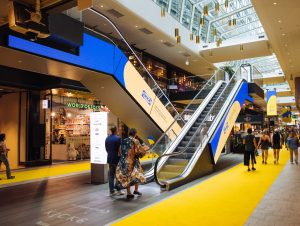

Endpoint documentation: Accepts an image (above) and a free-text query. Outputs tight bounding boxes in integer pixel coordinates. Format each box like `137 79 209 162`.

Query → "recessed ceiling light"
18 60 22 63
160 39 164 42
100 5 104 8
278 20 282 23
273 2 277 6
135 25 139 28
282 33 286 36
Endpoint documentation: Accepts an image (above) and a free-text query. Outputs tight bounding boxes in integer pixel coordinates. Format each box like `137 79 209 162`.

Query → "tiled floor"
246 162 300 226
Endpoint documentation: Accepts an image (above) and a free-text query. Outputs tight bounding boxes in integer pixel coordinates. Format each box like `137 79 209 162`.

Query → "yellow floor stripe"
0 157 152 186
0 162 90 186
113 150 290 226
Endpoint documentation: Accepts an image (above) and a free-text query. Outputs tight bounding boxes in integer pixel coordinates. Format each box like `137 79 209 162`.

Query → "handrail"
87 8 182 121
146 71 219 159
154 66 243 187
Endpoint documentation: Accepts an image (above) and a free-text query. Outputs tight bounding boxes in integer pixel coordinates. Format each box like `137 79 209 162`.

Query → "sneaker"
252 167 256 171
127 194 134 199
133 191 142 196
262 161 264 164
116 190 125 196
7 176 15 180
110 190 118 196
248 168 251 172
274 160 276 164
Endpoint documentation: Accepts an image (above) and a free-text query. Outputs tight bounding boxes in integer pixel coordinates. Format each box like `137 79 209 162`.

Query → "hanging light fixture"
176 35 181 44
233 18 237 26
190 33 194 41
215 2 220 14
175 28 179 37
204 5 208 16
200 17 205 27
216 38 222 47
225 0 229 9
161 7 165 17
213 28 217 36
240 44 244 51
228 19 232 26
196 35 200 44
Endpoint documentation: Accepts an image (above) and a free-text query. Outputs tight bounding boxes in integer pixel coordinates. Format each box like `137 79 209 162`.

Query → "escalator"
152 67 253 190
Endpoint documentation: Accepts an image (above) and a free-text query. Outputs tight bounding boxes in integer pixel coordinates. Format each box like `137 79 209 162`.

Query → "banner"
266 90 277 116
281 106 292 123
90 112 107 164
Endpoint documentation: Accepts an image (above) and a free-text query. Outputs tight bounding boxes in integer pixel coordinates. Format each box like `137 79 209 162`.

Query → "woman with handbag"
116 128 149 199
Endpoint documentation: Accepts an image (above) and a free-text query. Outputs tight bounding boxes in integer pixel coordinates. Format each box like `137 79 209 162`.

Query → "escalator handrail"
87 8 182 121
154 66 243 187
146 70 220 156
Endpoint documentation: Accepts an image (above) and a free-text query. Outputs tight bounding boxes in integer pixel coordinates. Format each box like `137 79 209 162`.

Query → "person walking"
272 129 282 164
287 131 298 164
116 128 149 199
243 128 257 171
258 130 271 164
105 126 124 196
0 133 15 180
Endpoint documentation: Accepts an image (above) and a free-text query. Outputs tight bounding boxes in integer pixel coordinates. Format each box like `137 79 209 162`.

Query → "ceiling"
252 0 300 94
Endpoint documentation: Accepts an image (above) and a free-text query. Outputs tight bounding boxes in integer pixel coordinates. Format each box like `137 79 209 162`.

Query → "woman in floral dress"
116 128 149 199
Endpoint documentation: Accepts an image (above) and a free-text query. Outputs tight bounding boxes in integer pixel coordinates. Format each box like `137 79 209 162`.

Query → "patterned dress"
116 137 146 188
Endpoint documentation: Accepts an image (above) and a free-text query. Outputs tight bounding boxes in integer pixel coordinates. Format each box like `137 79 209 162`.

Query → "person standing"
258 130 271 164
0 133 15 180
272 129 282 164
116 128 149 199
287 131 299 164
105 126 124 196
243 128 257 171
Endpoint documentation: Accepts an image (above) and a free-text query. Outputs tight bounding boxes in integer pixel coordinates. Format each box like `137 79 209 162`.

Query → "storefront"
44 88 118 163
0 85 120 169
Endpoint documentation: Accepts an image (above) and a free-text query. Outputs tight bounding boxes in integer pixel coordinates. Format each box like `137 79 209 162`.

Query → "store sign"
66 102 100 110
90 112 107 164
281 106 292 123
266 90 277 116
42 99 50 109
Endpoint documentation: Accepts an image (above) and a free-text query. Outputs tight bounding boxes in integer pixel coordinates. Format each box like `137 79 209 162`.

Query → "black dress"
244 134 256 166
272 132 281 149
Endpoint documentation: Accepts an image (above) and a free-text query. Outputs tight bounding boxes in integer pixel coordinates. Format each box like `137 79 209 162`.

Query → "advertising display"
209 82 253 163
281 106 292 123
266 90 277 116
90 112 107 164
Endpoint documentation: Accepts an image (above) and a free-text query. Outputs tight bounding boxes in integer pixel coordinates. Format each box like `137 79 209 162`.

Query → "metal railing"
144 70 223 180
87 8 182 121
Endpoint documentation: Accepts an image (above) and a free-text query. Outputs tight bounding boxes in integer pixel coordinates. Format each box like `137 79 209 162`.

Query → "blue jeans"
109 164 120 192
0 153 12 178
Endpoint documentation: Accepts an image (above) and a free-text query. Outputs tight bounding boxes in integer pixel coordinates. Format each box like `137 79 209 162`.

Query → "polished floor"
0 153 242 226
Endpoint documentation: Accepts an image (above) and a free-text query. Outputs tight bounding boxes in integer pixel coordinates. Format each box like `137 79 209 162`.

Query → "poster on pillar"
90 112 107 164
266 90 277 116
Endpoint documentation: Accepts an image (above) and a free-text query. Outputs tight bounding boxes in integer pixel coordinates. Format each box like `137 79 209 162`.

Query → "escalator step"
166 158 189 165
160 164 186 173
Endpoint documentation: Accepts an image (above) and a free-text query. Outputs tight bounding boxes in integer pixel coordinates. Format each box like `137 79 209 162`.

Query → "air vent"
138 28 153 35
106 9 124 18
183 53 191 57
258 35 265 39
162 41 174 47
203 45 208 48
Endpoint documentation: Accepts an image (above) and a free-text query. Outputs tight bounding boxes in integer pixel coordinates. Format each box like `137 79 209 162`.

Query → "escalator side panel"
8 33 180 137
208 82 253 163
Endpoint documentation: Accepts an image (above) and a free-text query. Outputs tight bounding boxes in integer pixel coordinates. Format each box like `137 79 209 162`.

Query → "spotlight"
185 58 190 66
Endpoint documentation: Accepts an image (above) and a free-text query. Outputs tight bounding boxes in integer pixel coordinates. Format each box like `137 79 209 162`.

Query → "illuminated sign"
66 102 100 110
90 112 107 164
266 90 277 116
141 90 153 106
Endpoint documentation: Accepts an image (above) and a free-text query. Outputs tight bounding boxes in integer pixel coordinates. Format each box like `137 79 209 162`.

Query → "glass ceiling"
153 0 265 43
